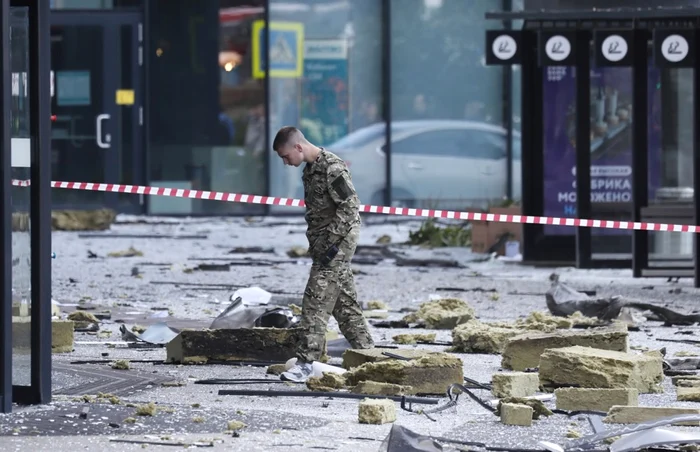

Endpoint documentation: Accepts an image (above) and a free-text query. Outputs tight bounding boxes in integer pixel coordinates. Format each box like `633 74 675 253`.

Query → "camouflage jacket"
302 148 361 257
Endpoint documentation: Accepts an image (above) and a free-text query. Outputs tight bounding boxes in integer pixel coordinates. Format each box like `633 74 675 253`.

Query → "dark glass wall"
147 0 266 215
267 0 384 213
389 0 509 210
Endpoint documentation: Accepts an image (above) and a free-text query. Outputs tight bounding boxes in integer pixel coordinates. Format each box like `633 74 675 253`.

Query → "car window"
392 130 468 157
474 132 507 160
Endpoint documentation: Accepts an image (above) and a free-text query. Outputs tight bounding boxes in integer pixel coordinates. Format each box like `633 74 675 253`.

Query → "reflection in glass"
10 6 32 387
147 1 266 215
268 0 384 212
648 68 694 261
390 0 506 210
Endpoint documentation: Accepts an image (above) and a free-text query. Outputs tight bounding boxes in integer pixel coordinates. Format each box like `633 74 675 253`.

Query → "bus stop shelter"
1 0 52 413
485 6 700 287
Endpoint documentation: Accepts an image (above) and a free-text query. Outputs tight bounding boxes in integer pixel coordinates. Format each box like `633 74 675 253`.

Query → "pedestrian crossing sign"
252 20 304 79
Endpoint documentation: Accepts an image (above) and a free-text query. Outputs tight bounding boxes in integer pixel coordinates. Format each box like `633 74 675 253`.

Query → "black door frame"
1 0 52 412
50 10 144 213
486 6 700 286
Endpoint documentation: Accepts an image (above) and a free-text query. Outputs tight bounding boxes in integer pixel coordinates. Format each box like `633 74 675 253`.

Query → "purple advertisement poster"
542 65 662 235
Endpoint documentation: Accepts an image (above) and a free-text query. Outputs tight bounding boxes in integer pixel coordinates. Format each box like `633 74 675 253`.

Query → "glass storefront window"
390 0 506 210
648 68 694 260
147 0 266 215
10 5 32 388
267 0 385 212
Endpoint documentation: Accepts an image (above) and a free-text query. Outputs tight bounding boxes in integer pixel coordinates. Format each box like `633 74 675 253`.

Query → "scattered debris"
451 321 524 354
554 388 639 412
392 333 437 345
79 233 208 239
107 246 144 258
227 420 247 431
120 323 179 346
135 402 157 416
496 397 553 419
394 256 465 268
358 398 396 425
547 273 700 326
131 324 147 334
603 406 700 425
501 326 629 371
51 209 116 231
491 372 539 398
566 428 582 439
500 403 533 426
402 298 475 329
226 246 274 254
342 348 438 369
67 311 99 329
287 246 308 258
266 364 287 376
350 381 411 396
539 346 663 393
344 353 463 395
306 372 347 392
376 235 391 244
187 263 230 272
111 360 130 370
167 327 303 364
367 300 388 310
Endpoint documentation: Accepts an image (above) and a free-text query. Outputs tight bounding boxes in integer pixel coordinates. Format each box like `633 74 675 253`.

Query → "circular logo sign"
545 35 571 62
492 35 517 61
601 35 628 62
661 34 689 63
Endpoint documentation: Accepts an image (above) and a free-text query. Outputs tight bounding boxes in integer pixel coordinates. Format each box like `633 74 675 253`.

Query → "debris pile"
538 346 663 393
402 298 475 329
344 352 463 395
51 209 117 231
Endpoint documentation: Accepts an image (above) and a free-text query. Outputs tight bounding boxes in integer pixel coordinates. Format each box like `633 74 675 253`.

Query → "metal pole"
0 0 14 414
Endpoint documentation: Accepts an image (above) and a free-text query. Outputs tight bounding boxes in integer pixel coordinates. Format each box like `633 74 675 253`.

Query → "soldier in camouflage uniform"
271 126 374 382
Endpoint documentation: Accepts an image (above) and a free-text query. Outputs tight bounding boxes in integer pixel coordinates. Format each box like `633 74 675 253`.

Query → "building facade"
44 0 520 216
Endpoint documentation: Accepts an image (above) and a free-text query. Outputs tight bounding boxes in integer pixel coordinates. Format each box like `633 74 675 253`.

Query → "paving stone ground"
2 214 700 451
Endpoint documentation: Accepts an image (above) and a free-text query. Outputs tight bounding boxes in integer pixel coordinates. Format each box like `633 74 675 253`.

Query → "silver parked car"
326 120 522 209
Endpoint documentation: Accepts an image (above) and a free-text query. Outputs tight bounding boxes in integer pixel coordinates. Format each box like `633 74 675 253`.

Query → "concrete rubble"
8 216 700 451
554 388 639 412
500 403 534 426
401 297 475 329
501 325 629 370
604 406 700 426
538 346 664 393
166 327 304 364
358 398 396 425
491 372 540 398
341 348 436 369
344 353 464 395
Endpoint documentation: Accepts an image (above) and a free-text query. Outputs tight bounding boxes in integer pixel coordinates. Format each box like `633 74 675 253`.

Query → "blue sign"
252 20 304 79
300 39 349 145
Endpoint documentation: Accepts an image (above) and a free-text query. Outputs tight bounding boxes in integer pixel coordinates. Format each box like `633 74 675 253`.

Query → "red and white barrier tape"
10 179 700 233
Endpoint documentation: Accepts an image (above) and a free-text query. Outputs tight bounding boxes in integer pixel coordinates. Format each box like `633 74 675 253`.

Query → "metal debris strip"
558 414 700 452
547 273 700 325
78 233 208 239
379 424 562 452
217 389 440 405
109 439 214 447
194 379 302 385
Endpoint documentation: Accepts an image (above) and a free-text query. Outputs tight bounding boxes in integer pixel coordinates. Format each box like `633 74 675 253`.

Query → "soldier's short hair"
272 126 302 151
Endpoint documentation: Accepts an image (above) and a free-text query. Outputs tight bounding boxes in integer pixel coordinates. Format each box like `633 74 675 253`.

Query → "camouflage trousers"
296 226 374 363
